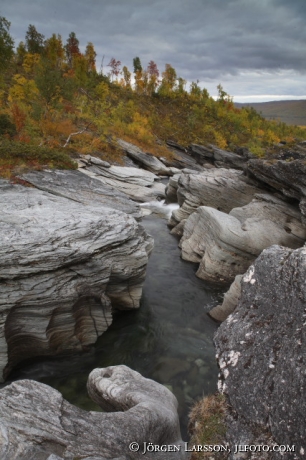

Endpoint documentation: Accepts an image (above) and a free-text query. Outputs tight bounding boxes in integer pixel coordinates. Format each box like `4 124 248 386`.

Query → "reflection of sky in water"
3 204 224 439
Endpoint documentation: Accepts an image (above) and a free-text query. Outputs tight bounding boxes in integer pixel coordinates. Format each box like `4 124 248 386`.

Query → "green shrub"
0 114 17 138
0 139 77 178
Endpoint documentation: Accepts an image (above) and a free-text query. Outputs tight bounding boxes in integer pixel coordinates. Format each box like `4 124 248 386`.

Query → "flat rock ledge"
21 169 142 220
0 180 153 381
77 159 166 203
214 246 306 459
117 139 172 176
0 365 187 459
180 194 306 284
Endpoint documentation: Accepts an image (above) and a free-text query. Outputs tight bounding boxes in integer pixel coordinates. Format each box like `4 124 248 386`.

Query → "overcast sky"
1 0 306 102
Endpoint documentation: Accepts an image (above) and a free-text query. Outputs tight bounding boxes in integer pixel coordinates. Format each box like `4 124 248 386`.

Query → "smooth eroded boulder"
180 194 306 283
0 365 187 459
214 246 306 459
168 168 261 229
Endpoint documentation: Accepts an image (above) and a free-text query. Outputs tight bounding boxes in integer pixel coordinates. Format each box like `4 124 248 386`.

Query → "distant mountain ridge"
235 100 306 126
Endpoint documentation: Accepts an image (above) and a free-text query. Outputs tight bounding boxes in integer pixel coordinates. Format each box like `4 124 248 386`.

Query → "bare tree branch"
63 122 92 148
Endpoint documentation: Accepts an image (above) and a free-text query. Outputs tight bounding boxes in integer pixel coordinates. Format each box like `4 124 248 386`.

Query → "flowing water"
4 201 224 439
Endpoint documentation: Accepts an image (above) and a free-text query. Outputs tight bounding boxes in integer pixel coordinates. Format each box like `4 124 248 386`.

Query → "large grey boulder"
117 139 172 175
189 144 250 169
0 365 187 459
247 158 306 201
247 159 306 221
21 169 142 220
214 246 306 459
180 194 306 283
0 181 153 381
168 168 261 228
165 141 204 171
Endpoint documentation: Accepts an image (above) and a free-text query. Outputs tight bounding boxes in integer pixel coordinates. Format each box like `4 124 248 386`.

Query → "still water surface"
6 201 223 438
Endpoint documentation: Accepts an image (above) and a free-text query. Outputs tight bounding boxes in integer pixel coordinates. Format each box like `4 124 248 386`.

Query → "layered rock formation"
180 194 306 284
188 143 251 169
21 169 142 220
117 138 172 175
0 180 153 381
77 155 166 202
247 158 306 222
0 365 186 459
214 246 306 459
168 168 261 229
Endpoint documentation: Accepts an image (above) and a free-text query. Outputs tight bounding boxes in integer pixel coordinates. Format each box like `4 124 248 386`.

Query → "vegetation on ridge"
0 17 306 178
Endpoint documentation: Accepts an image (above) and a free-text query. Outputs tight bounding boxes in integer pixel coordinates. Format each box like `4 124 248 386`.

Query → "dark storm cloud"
1 0 306 100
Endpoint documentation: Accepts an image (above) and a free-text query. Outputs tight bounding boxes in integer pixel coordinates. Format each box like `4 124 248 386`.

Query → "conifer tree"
65 32 80 67
0 17 14 72
85 42 97 73
25 24 45 54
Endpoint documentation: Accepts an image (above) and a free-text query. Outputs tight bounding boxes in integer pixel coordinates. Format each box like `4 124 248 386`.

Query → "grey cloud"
1 0 306 100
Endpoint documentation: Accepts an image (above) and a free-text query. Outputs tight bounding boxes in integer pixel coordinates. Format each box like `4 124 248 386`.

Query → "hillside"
235 100 306 126
1 20 306 178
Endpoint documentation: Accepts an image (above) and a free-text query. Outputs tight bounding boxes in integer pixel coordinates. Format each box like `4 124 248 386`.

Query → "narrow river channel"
4 201 224 439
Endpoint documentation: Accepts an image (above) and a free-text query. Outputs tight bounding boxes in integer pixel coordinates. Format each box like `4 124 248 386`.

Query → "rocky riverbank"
165 140 306 458
0 171 154 382
1 138 305 458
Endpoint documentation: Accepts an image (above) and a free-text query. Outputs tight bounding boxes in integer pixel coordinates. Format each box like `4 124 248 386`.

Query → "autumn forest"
1 17 305 178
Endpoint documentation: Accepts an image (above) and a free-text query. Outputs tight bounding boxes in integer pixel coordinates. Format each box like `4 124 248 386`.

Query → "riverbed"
4 201 223 438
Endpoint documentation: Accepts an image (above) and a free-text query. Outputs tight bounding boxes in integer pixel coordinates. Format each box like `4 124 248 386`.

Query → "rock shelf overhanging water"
0 178 153 381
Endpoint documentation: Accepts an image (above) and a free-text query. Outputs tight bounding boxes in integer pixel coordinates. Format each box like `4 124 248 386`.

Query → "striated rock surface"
214 246 306 459
169 168 262 229
0 365 186 459
0 181 153 381
79 163 166 203
21 169 142 220
180 194 306 283
247 158 306 200
165 141 204 171
188 143 255 169
208 275 243 322
165 173 181 203
117 139 172 175
247 158 306 220
87 164 157 186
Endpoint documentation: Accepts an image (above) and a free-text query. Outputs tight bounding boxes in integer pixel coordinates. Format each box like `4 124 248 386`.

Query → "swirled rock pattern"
214 246 306 459
0 180 153 381
21 169 142 220
0 365 186 459
79 164 166 202
168 168 261 229
180 194 306 283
